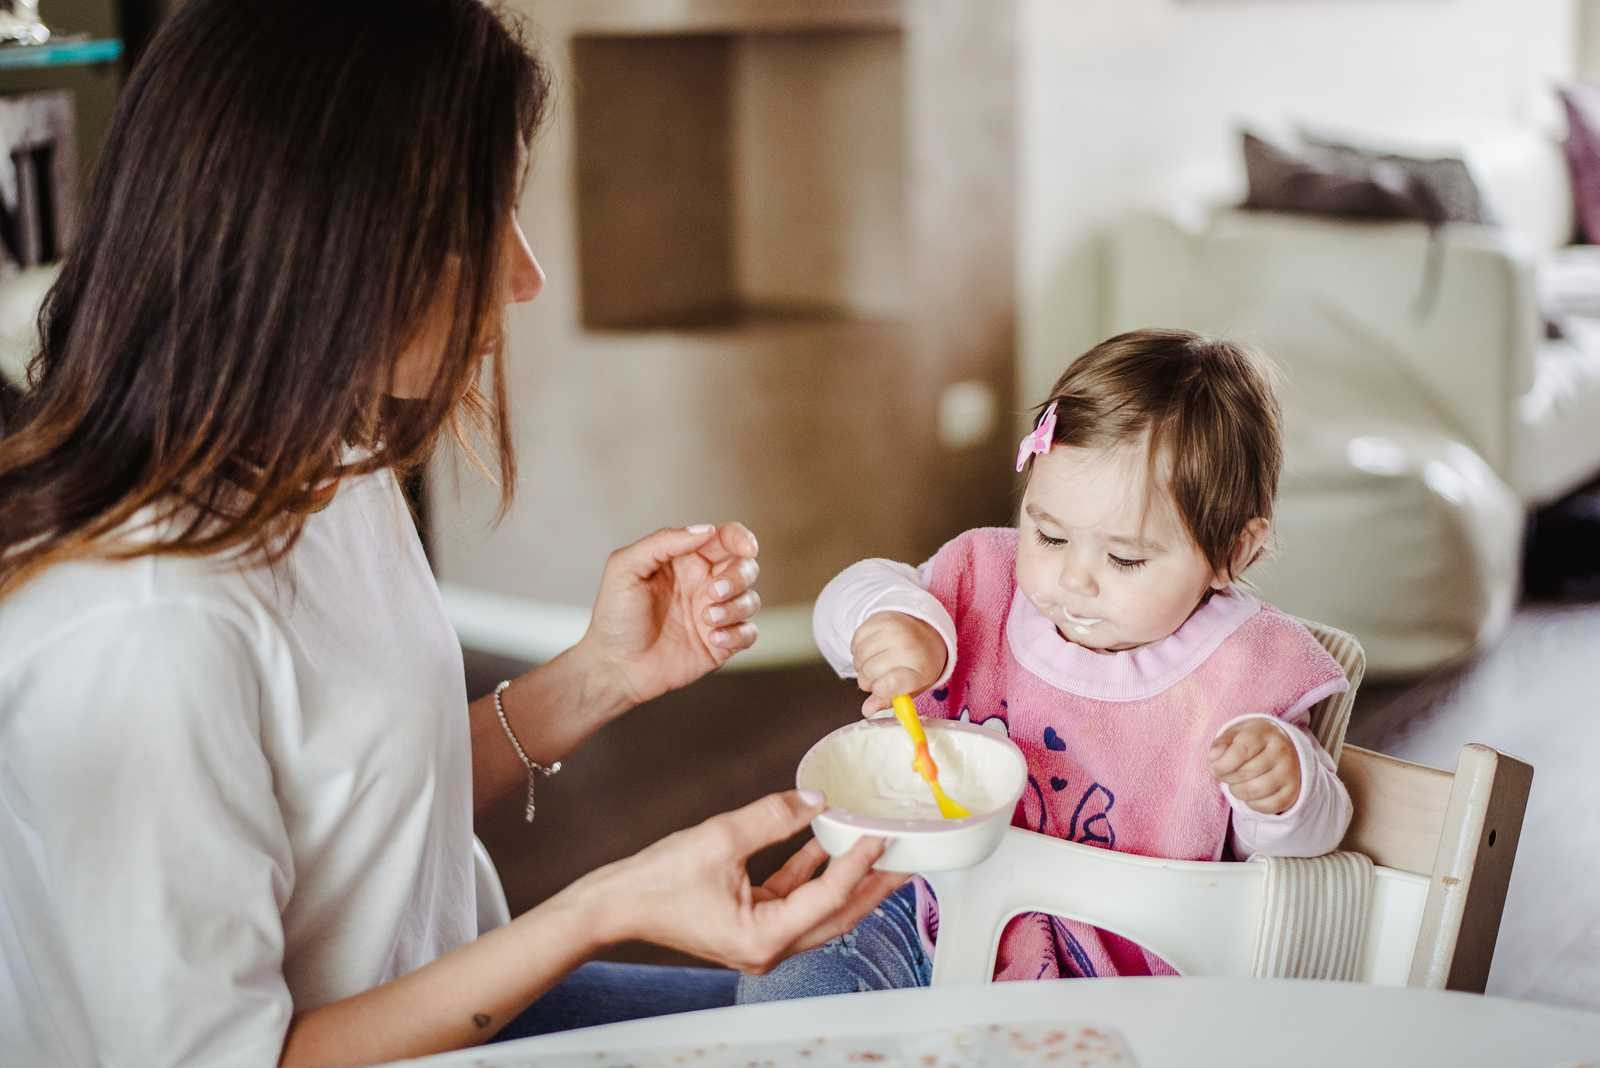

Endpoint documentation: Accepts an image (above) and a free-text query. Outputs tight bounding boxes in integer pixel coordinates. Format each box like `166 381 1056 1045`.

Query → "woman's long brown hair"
0 0 548 595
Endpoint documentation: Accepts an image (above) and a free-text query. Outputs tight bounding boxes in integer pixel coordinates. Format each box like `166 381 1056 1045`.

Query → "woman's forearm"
279 877 615 1067
469 639 632 814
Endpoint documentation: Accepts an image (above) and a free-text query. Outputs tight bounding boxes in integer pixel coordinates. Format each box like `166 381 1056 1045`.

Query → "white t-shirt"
0 468 476 1067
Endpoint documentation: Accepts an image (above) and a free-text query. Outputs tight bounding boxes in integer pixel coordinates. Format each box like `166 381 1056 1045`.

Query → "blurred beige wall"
1581 0 1600 77
430 2 1016 666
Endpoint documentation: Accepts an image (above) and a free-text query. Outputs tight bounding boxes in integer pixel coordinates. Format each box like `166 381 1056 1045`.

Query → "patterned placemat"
477 1022 1136 1068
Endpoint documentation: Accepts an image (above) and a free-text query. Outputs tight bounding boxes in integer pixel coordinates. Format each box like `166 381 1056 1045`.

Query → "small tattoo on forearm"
473 1013 492 1030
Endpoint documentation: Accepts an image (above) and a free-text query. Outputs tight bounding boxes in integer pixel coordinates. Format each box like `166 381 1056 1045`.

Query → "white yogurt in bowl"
797 717 1027 872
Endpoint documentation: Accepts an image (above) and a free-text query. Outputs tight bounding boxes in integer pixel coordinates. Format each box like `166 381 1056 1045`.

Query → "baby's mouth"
1059 609 1105 635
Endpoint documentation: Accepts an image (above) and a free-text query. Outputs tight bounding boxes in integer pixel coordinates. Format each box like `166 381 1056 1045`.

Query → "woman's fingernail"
710 630 730 647
713 579 732 598
707 605 726 623
687 524 714 534
799 789 826 807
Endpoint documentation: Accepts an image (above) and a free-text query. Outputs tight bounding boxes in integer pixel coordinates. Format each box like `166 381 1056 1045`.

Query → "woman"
0 3 901 1065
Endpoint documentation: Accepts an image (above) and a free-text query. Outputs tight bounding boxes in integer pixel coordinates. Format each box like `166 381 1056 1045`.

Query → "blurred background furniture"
0 0 138 425
1109 122 1590 675
0 260 51 430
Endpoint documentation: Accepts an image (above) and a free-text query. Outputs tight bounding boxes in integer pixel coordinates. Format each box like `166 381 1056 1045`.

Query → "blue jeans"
493 961 738 1041
735 883 931 1003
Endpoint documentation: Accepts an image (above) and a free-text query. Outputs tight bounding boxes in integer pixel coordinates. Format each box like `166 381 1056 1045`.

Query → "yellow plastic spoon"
890 694 971 820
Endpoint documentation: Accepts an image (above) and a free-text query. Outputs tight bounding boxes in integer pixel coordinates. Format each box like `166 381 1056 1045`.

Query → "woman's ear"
1212 518 1271 589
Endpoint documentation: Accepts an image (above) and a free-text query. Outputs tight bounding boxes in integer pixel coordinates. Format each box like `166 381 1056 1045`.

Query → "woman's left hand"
582 523 761 708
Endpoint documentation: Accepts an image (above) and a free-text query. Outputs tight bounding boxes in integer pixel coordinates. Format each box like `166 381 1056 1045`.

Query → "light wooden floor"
468 602 1600 1011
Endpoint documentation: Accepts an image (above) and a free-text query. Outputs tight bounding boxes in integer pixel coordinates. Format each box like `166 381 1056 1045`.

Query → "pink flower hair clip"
1015 400 1058 472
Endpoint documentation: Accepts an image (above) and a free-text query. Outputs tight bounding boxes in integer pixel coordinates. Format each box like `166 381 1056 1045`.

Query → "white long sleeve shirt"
0 467 475 1067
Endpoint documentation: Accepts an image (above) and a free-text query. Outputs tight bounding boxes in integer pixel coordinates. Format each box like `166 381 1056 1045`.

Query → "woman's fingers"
616 793 908 978
719 522 759 559
707 621 758 652
607 524 759 615
706 556 760 604
714 791 828 861
696 522 760 570
698 548 760 652
608 525 720 582
781 868 910 958
760 838 830 898
704 589 760 627
751 836 889 960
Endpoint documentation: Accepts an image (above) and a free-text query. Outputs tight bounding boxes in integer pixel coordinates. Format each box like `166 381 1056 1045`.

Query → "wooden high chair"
923 620 1534 992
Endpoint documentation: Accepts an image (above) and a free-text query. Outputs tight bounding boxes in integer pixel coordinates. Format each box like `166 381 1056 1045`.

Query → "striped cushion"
1250 851 1375 981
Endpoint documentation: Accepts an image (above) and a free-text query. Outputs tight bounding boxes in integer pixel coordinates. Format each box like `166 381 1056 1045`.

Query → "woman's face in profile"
390 211 544 399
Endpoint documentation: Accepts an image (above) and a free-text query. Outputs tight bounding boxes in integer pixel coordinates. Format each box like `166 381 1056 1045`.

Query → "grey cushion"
1241 130 1445 222
1300 131 1495 225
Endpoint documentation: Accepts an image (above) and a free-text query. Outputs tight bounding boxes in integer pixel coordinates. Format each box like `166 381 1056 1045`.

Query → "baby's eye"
1108 555 1148 571
1033 529 1066 548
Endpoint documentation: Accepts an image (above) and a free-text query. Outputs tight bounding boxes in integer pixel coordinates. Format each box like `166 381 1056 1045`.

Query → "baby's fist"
850 612 948 717
1209 720 1301 815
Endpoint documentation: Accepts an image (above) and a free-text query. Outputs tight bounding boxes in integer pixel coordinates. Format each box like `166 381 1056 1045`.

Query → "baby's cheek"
1012 557 1045 598
1123 588 1190 638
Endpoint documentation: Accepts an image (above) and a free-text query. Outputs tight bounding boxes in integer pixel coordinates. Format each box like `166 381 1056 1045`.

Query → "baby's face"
1015 438 1225 652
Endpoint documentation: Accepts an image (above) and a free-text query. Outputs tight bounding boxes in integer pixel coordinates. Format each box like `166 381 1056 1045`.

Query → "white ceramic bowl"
796 717 1028 873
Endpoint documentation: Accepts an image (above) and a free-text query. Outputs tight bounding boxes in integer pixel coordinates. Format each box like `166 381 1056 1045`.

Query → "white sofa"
1109 124 1595 675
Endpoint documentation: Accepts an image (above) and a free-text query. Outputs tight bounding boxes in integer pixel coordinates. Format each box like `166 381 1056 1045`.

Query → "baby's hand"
850 612 948 718
1209 720 1301 815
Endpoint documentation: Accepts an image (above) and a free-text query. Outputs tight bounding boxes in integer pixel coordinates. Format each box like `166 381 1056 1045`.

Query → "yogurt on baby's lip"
800 721 1018 822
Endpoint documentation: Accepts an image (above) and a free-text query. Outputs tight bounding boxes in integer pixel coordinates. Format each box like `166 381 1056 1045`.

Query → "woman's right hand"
579 791 906 974
851 611 949 717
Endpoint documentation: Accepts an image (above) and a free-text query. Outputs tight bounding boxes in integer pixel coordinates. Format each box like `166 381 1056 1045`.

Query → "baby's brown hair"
1025 329 1282 579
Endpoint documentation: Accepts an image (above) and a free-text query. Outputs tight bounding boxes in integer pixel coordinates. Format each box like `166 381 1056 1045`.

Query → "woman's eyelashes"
1032 528 1149 571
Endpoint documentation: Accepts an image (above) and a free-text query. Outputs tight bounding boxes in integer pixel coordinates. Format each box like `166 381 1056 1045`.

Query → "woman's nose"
506 217 544 304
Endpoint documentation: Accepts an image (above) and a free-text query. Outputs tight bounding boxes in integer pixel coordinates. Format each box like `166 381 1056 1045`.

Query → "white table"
403 977 1600 1067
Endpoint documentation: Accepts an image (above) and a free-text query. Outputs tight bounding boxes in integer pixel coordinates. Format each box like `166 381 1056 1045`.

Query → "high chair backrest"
1296 617 1365 764
1336 742 1530 990
924 621 1533 992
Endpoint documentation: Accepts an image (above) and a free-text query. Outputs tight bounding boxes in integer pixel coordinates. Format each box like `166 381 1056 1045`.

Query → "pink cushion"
1560 84 1600 243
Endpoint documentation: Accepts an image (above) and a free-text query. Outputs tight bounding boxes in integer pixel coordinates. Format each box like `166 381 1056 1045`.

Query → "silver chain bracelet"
493 679 562 823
